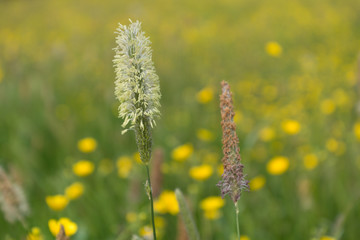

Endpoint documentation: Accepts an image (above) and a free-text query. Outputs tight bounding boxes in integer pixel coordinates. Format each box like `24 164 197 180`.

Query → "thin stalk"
146 164 157 240
235 202 240 240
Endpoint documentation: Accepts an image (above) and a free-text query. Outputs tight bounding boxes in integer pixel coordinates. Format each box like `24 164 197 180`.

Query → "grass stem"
235 202 240 240
146 164 157 240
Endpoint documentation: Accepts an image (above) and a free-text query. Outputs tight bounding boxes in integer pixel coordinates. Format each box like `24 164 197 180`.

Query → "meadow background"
1 0 360 239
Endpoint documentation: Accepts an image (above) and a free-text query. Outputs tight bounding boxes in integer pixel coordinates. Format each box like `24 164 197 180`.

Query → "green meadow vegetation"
1 0 360 239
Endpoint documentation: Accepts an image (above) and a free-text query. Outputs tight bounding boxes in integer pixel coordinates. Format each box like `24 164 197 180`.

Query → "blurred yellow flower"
200 196 225 220
133 152 142 164
197 87 213 104
139 225 152 237
72 160 94 177
116 156 133 178
26 227 43 240
249 175 266 191
303 154 318 170
196 128 214 142
234 110 243 124
45 195 68 211
267 156 290 175
172 143 193 161
98 158 113 175
189 164 213 181
65 182 84 200
326 138 338 152
282 119 301 135
154 190 179 215
77 137 97 153
259 127 275 142
48 218 77 237
265 41 282 57
126 212 137 223
320 99 336 115
354 122 360 140
240 236 250 240
320 236 336 240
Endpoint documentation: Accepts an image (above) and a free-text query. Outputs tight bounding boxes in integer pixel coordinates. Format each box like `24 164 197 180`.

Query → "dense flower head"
217 81 249 203
113 19 161 134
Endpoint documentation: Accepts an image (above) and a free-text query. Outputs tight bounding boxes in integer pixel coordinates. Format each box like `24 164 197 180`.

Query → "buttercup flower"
77 137 97 153
65 182 84 200
282 119 301 135
197 87 214 104
196 128 214 142
45 195 68 211
171 143 193 161
303 154 318 170
353 122 360 140
154 190 179 215
26 227 43 240
267 156 290 175
116 156 133 178
200 196 225 220
189 164 213 181
72 160 94 177
265 41 282 57
48 218 77 237
249 175 266 191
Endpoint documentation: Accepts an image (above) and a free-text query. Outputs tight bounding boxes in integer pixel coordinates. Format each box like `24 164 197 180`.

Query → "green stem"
235 202 240 240
146 164 157 240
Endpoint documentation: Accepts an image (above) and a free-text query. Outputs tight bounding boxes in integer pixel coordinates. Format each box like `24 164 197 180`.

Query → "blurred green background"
1 0 360 239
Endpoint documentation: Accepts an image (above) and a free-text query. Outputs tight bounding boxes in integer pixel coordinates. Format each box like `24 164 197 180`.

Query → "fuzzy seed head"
217 81 249 203
114 19 161 134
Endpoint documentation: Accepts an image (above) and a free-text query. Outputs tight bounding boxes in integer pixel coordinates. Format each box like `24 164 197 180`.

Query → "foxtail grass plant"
217 81 249 240
114 19 161 240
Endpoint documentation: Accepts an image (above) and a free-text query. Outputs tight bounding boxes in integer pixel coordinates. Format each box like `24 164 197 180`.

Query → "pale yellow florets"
113 20 161 134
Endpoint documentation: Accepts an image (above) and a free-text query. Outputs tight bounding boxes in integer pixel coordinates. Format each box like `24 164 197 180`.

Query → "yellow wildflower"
45 195 69 211
116 156 133 178
189 164 213 181
133 152 142 164
196 128 214 142
259 127 275 142
26 227 43 240
172 143 193 161
233 110 243 124
265 41 282 57
77 137 97 153
354 122 360 140
197 87 213 104
154 190 179 215
249 175 266 191
240 236 250 240
139 226 152 237
200 196 225 220
126 212 137 223
72 160 94 177
326 138 338 152
267 156 290 175
65 182 84 200
320 236 336 240
320 99 336 115
48 218 77 237
98 158 113 175
282 119 301 135
303 154 318 170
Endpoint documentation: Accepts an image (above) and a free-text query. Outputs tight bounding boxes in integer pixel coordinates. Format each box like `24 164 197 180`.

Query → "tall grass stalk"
113 19 161 239
217 81 249 239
